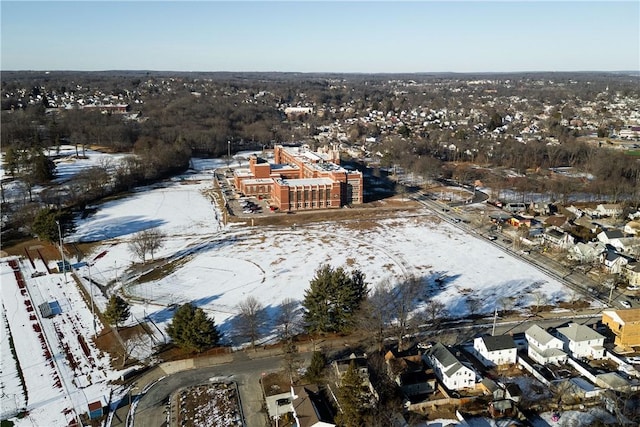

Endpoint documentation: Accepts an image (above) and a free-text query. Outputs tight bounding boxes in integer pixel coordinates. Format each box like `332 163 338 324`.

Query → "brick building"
234 145 363 211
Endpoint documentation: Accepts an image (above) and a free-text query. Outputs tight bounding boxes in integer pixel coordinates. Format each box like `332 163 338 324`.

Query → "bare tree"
389 275 423 351
235 295 268 350
356 280 394 353
423 299 447 326
467 297 482 317
128 228 166 263
277 297 299 341
498 296 515 314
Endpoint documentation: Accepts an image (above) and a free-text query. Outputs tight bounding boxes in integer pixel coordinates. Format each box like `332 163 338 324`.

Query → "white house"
543 227 575 249
555 322 605 359
594 204 623 218
600 251 631 274
624 221 640 236
424 343 476 391
525 324 567 364
597 229 625 246
568 242 606 263
473 335 518 367
624 262 640 287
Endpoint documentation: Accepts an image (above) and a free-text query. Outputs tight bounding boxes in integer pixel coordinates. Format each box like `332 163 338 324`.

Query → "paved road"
128 350 312 427
410 189 636 310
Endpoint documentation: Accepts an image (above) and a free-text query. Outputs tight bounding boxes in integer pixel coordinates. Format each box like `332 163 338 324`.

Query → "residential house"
568 242 606 263
543 226 575 249
333 353 369 381
544 215 569 229
507 215 533 228
573 215 599 234
488 399 516 418
332 353 378 402
555 322 605 359
479 378 505 400
597 229 625 246
291 385 335 427
525 324 567 364
624 221 640 236
504 383 523 403
473 335 518 367
384 351 436 401
602 308 640 349
261 372 293 421
624 262 640 287
600 250 631 274
424 343 476 391
594 203 623 218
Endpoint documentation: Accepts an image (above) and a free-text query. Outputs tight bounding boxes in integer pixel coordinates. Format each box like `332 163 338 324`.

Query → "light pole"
227 140 231 158
88 262 96 336
56 220 67 283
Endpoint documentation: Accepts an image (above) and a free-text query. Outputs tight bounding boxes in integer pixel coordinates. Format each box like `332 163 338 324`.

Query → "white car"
627 285 640 291
620 300 632 309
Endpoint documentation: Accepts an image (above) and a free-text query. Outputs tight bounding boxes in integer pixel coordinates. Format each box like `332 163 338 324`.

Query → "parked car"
620 300 632 309
627 285 640 291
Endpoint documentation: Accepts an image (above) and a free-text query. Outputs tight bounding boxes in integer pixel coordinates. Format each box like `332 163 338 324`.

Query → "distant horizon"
2 69 639 75
2 1 639 73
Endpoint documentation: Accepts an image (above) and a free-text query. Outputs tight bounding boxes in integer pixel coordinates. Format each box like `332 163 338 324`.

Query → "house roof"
545 215 567 227
525 324 558 345
602 229 625 240
481 378 500 393
604 308 640 325
427 342 459 368
292 384 335 427
480 335 516 352
545 228 566 239
596 372 630 389
505 383 522 397
556 322 604 342
574 216 596 230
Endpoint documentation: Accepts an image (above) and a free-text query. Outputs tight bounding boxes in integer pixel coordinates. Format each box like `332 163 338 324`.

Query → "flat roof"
277 178 334 186
271 163 299 171
242 178 274 185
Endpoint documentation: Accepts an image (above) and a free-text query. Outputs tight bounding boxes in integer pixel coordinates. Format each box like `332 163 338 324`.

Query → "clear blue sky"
1 1 639 73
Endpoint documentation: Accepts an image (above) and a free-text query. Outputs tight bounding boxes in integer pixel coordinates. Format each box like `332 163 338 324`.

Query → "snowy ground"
1 256 116 426
66 155 588 352
0 150 599 424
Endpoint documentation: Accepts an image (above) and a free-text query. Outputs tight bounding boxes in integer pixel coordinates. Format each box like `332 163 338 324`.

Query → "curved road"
131 351 311 427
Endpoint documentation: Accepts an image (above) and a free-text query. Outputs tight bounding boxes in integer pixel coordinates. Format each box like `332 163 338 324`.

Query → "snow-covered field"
0 150 596 424
65 155 585 350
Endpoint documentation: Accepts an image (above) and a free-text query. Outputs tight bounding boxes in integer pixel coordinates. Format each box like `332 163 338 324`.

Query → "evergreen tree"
32 208 60 242
335 361 367 427
167 303 221 353
104 295 131 328
305 351 326 383
303 264 367 334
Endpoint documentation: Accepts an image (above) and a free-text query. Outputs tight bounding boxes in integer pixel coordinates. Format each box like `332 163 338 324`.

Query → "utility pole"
88 262 96 336
56 220 67 283
491 306 498 336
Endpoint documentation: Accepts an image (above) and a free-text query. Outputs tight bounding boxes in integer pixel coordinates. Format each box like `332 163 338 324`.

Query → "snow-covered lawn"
65 155 592 351
0 152 602 424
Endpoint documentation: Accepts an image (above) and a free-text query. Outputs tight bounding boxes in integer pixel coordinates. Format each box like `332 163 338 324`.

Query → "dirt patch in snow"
175 383 242 427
